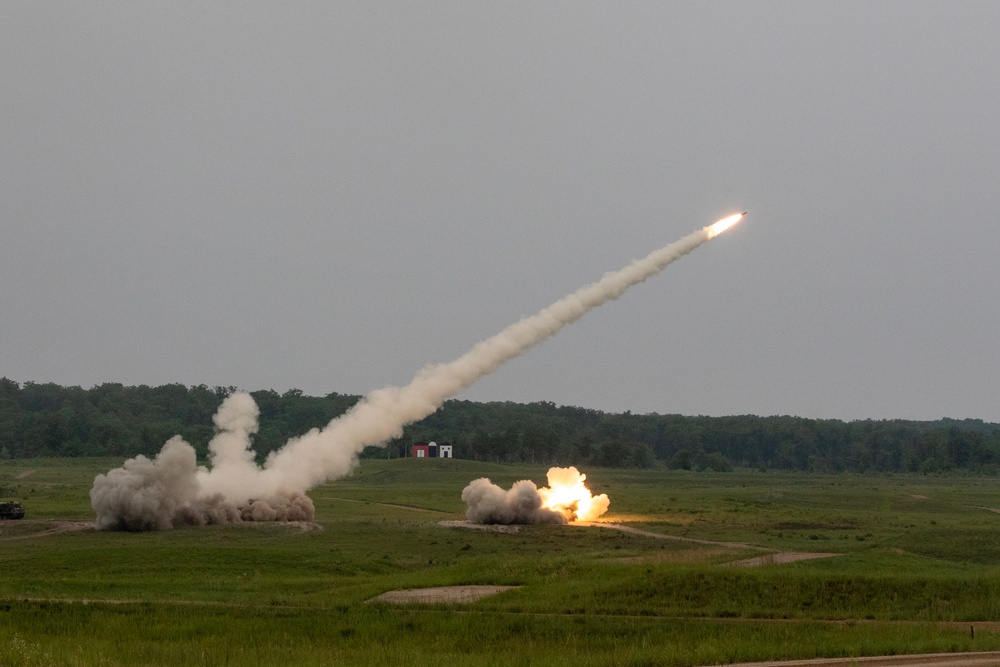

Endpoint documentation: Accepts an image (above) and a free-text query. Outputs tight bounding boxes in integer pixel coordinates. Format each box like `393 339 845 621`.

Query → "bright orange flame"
538 466 610 522
705 212 744 239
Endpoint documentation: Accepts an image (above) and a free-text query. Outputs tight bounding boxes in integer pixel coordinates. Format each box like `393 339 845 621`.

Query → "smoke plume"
91 393 315 530
462 478 567 525
92 218 736 530
462 466 610 524
90 435 239 531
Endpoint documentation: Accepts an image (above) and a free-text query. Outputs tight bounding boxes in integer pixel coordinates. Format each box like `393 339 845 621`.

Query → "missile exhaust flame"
91 211 744 530
705 211 745 239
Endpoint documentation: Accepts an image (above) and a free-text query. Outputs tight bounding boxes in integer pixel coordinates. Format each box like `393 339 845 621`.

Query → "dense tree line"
0 379 357 461
1 378 999 474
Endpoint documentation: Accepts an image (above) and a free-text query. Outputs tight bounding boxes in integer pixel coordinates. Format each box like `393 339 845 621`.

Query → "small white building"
411 441 453 458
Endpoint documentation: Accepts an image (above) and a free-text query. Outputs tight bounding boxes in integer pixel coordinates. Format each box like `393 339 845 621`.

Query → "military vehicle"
0 501 25 520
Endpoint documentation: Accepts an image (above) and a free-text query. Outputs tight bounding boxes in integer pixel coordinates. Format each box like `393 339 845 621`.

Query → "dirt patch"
15 470 36 479
439 520 521 534
728 552 841 568
369 585 519 604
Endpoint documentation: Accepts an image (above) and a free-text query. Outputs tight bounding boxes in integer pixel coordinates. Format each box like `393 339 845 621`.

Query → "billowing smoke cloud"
90 436 239 531
462 478 567 525
91 393 315 530
92 218 737 530
462 466 610 525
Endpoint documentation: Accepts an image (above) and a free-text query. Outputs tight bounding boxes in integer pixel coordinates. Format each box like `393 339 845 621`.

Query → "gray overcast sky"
2 2 998 422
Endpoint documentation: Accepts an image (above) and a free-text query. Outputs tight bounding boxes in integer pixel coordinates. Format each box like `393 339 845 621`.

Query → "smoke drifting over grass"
90 393 315 531
462 478 567 525
91 217 738 530
90 436 239 531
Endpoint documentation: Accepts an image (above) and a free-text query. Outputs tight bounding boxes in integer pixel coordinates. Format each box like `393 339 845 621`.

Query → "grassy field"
2 458 1000 665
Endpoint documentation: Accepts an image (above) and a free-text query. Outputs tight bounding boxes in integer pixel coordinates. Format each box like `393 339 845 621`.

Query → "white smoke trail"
254 219 733 496
196 392 263 502
92 216 739 529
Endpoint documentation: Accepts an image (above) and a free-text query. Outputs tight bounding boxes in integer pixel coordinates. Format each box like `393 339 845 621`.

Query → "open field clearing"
3 458 1000 665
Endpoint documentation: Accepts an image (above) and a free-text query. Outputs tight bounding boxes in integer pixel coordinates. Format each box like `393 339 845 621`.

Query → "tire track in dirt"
0 520 94 541
447 520 843 566
575 522 848 566
0 519 321 540
573 521 770 551
328 496 451 514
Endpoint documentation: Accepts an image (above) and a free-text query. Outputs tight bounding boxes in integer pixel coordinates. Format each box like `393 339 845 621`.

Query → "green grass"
3 601 997 667
3 459 1000 665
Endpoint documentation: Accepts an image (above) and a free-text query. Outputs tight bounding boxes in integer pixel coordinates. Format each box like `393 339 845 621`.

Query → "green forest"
1 378 998 473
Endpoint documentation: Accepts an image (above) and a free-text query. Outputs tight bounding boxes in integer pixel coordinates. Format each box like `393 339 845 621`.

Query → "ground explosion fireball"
91 213 743 530
461 467 610 525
